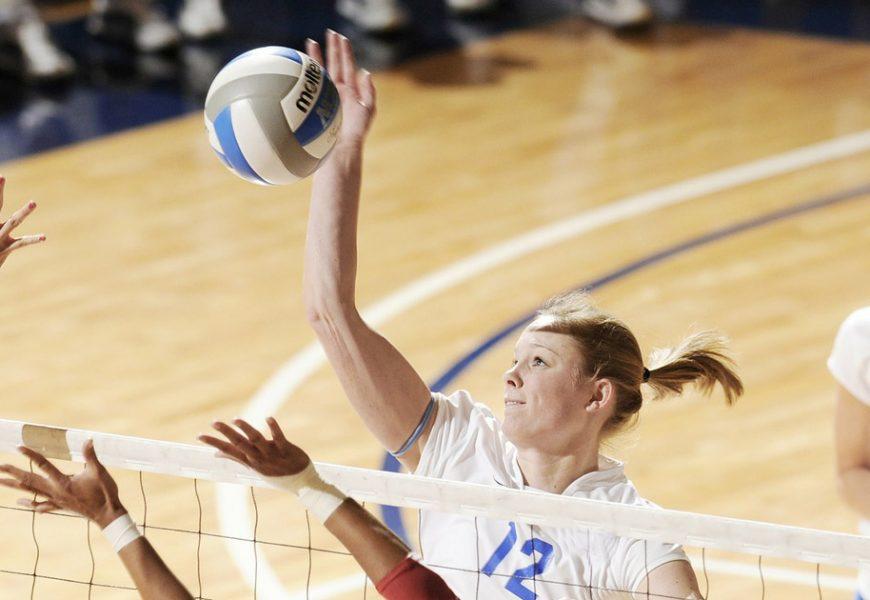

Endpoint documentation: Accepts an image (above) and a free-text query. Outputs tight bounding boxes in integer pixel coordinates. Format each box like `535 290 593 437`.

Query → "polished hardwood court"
0 18 868 599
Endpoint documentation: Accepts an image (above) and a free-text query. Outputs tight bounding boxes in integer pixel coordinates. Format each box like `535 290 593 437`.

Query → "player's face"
502 327 599 451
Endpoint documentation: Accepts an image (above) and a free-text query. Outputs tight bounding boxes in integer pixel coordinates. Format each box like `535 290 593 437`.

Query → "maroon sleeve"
375 557 458 600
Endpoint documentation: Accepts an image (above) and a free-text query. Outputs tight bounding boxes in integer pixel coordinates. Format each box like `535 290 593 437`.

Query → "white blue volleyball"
204 46 342 185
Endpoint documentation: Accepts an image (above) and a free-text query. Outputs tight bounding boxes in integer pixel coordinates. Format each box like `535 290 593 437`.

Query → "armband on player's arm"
376 557 458 600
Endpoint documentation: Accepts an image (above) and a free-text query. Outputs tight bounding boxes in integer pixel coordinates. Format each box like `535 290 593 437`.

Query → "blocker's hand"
199 417 312 477
0 177 45 269
306 30 376 148
0 441 127 529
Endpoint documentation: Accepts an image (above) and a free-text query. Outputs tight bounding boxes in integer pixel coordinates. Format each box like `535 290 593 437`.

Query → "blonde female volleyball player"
303 30 743 599
0 176 45 268
0 419 458 599
830 307 870 600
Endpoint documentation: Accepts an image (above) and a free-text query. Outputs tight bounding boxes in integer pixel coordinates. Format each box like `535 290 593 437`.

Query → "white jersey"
414 390 687 600
829 307 870 405
828 307 870 598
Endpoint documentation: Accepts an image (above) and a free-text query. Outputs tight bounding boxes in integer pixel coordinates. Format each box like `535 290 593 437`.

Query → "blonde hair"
534 291 743 436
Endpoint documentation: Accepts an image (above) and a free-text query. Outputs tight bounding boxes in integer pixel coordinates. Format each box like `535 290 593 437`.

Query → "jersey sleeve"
375 557 459 600
414 390 503 479
828 308 870 405
622 537 690 597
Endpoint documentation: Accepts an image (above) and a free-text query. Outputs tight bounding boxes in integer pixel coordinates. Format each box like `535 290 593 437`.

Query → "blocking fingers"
199 434 250 464
232 419 267 446
18 446 68 486
0 176 5 211
0 475 49 498
17 498 61 513
211 420 257 453
0 202 36 239
0 235 46 257
265 417 287 442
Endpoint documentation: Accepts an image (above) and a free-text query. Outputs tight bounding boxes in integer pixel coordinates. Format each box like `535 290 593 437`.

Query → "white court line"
217 129 870 599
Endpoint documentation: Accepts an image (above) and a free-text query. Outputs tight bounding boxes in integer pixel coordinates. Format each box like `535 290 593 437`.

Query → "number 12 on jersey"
481 522 555 600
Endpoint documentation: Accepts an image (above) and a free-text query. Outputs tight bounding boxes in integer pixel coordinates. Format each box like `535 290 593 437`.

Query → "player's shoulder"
433 389 500 426
838 307 870 339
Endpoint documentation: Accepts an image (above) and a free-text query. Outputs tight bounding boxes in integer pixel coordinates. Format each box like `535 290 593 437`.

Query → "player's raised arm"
302 31 433 469
0 441 192 600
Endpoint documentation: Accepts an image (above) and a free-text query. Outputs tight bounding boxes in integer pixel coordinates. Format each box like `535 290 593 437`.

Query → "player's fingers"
339 35 358 91
0 201 36 239
357 69 376 110
0 176 5 212
18 446 68 487
232 419 268 446
17 498 62 513
265 417 288 442
210 421 257 454
326 29 343 83
0 234 46 258
0 477 48 497
215 451 248 468
306 38 324 67
199 434 250 464
0 463 32 480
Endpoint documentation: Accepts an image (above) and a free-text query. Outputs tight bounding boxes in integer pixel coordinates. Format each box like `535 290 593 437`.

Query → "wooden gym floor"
0 18 869 599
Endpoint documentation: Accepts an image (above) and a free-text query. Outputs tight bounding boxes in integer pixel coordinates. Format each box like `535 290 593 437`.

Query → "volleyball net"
0 417 867 600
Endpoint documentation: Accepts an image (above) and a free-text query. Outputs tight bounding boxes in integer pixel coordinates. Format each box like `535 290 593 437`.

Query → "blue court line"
380 182 870 543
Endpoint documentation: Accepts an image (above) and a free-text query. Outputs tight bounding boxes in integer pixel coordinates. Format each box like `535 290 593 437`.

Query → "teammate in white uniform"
830 308 870 600
303 31 744 599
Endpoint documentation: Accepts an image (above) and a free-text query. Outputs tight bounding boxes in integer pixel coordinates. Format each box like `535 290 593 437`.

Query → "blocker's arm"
0 441 192 600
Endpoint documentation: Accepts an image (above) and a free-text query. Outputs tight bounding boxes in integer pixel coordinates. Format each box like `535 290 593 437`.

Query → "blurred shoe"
0 0 74 79
178 0 227 40
579 0 653 28
446 0 498 15
88 0 180 52
15 16 75 78
336 0 409 34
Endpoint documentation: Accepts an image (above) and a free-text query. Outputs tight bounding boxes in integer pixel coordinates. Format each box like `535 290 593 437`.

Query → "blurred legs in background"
336 0 652 35
577 0 653 28
88 0 227 52
336 0 499 34
0 0 74 79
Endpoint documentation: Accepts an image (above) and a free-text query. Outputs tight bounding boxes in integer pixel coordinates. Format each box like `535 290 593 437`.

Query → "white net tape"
2 417 868 574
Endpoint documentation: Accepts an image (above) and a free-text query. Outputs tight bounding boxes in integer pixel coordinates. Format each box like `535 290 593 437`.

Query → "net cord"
2 418 869 569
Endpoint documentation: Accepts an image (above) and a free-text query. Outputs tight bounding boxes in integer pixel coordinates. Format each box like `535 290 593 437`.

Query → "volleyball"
204 46 342 186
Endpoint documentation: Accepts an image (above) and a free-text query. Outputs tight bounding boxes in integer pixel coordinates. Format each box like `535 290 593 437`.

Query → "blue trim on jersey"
856 592 865 600
214 106 268 185
379 182 870 544
390 397 436 458
294 73 340 147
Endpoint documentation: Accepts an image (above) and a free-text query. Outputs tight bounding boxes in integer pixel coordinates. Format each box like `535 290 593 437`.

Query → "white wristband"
268 463 346 523
102 513 142 553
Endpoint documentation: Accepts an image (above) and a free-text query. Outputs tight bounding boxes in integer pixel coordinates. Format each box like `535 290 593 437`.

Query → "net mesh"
0 418 867 599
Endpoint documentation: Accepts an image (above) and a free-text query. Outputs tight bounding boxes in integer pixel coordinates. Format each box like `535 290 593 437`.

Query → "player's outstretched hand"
0 440 127 528
199 417 311 477
306 30 376 149
0 177 46 269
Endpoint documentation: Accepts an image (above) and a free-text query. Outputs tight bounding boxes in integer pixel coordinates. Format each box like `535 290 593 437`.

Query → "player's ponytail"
645 331 743 404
